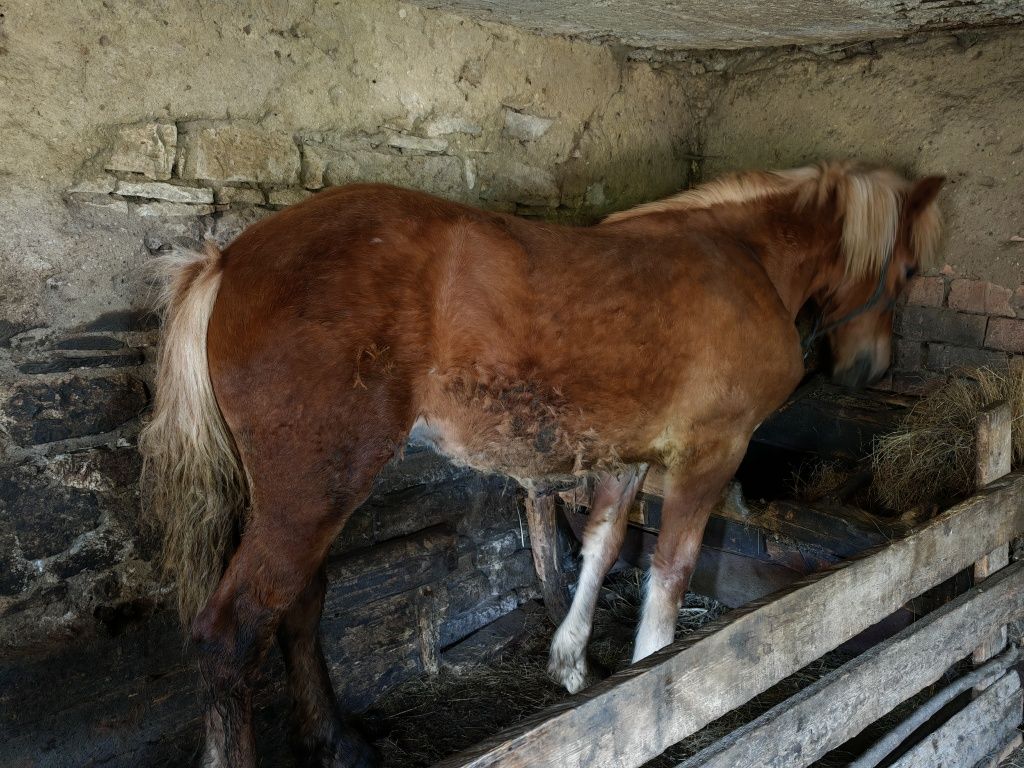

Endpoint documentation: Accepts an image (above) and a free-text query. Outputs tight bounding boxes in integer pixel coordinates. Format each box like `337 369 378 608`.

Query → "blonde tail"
139 243 249 625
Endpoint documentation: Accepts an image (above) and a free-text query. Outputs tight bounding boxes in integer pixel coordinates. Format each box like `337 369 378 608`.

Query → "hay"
871 367 1024 512
366 570 724 767
789 460 855 503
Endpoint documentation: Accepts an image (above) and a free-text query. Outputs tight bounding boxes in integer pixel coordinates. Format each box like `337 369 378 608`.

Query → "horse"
139 161 942 767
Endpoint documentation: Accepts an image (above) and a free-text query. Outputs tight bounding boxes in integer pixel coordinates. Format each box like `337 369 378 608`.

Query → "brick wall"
886 275 1024 392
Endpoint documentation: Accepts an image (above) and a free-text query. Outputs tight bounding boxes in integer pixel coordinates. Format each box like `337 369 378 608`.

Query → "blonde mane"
604 162 942 279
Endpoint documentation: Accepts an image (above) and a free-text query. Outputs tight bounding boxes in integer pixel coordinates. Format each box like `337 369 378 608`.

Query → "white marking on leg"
633 568 681 662
548 509 616 693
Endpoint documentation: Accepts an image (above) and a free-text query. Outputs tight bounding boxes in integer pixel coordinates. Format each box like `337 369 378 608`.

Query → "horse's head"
809 169 944 388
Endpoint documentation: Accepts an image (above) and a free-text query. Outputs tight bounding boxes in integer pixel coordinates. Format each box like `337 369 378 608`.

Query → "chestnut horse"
140 161 942 767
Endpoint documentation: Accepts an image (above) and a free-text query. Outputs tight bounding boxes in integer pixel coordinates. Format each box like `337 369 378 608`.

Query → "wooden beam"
433 473 1024 768
525 491 572 624
973 402 1013 667
887 671 1022 768
677 560 1024 768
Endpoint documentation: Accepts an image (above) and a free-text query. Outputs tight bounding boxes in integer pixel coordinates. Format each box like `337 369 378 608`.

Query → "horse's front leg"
633 442 746 662
548 465 646 693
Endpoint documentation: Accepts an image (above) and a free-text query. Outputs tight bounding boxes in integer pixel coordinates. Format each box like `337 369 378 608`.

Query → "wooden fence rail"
435 472 1024 768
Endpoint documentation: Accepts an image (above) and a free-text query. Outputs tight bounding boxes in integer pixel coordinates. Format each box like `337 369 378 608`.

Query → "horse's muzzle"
833 352 883 389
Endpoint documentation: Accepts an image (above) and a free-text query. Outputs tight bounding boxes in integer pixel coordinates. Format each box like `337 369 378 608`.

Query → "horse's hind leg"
193 441 392 768
278 565 378 768
547 465 645 693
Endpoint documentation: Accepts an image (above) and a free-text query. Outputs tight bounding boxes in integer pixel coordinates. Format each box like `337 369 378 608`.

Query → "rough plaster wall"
0 0 700 331
699 29 1024 288
694 29 1024 384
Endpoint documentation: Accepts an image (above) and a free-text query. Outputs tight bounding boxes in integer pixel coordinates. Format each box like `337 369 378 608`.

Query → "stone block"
17 349 144 374
503 109 553 141
105 123 177 180
927 343 1008 372
4 374 148 446
893 338 925 371
424 116 482 137
904 276 944 307
133 202 215 217
322 148 464 199
176 122 300 184
0 461 103 559
68 176 117 195
895 306 987 346
985 317 1024 353
214 186 265 206
78 310 159 333
116 181 213 204
386 134 449 153
267 188 313 208
477 158 559 206
947 279 1015 316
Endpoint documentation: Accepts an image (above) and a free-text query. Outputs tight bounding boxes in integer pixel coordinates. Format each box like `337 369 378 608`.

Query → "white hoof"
548 631 589 693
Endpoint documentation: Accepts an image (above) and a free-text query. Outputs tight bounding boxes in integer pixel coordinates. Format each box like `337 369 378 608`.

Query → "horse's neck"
738 209 842 321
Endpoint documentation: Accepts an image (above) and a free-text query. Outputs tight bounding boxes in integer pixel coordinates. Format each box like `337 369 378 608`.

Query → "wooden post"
525 490 572 624
973 402 1013 667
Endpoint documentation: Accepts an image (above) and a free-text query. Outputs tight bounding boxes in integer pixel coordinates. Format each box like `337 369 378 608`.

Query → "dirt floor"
363 568 977 767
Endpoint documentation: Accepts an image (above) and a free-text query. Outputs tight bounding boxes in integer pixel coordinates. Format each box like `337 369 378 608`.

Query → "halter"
801 248 895 358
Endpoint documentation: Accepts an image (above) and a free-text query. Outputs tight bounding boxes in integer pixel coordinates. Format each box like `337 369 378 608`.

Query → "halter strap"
801 248 894 358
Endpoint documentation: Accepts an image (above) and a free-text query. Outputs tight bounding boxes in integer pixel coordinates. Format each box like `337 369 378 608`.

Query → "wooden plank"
677 560 1024 768
973 402 1013 666
888 671 1022 768
525 491 572 624
433 473 1024 768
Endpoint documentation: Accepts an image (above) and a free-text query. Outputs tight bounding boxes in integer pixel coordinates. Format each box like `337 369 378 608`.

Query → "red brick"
926 344 1008 372
904 276 944 307
985 317 1024 353
895 306 987 346
947 279 1015 317
893 339 924 371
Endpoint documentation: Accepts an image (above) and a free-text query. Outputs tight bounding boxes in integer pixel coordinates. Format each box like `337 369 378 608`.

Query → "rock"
67 176 116 195
503 109 553 141
0 320 31 348
4 374 148 446
214 186 265 206
0 462 103 560
300 147 327 189
267 188 313 208
75 197 130 215
16 349 144 375
176 122 301 184
78 310 159 333
386 134 449 153
52 335 127 351
116 181 213 204
477 158 559 206
105 123 177 180
424 116 483 137
323 149 464 198
585 182 606 207
211 207 270 246
133 202 215 217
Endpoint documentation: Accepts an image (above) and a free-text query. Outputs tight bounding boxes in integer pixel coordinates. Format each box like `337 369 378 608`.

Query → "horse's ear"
907 175 944 215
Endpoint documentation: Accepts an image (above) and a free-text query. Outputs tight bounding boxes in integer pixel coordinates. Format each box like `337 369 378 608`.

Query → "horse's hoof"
548 649 588 694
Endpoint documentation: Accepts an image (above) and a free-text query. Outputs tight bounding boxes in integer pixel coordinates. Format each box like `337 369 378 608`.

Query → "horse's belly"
411 373 619 483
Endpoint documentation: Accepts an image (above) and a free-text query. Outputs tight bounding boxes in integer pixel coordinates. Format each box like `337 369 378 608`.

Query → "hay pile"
871 367 1024 512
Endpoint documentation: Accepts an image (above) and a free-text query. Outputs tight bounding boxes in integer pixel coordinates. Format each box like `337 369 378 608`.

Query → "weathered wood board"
677 560 1024 768
887 671 1022 768
434 473 1024 768
525 491 572 623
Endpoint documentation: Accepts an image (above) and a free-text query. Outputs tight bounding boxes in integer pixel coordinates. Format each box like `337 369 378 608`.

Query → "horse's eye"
904 265 918 280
